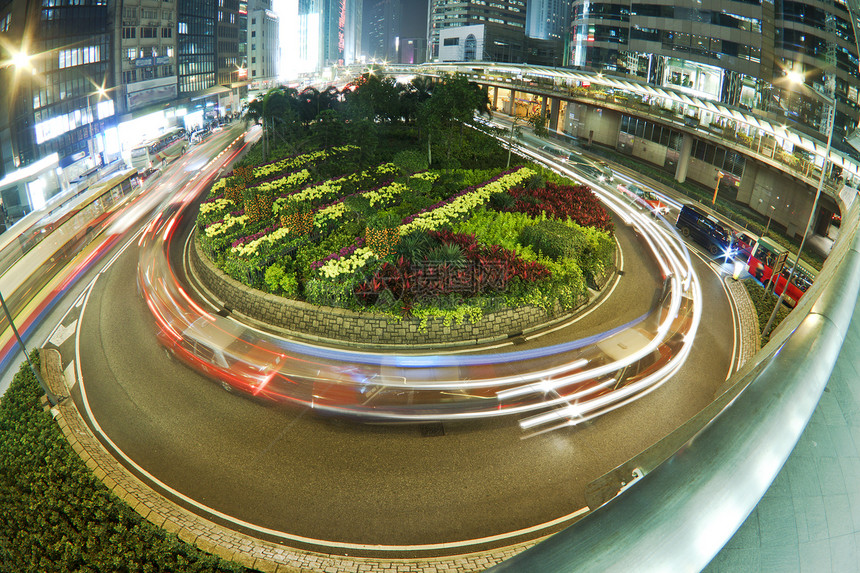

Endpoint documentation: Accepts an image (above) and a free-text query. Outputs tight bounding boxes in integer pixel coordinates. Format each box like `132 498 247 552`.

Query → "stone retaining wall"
191 232 584 347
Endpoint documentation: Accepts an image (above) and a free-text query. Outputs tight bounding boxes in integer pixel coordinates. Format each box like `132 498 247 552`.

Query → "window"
122 27 136 38
124 70 137 83
141 8 158 19
127 48 136 60
443 37 459 46
251 56 256 63
251 30 255 37
123 7 136 18
141 27 157 38
162 27 172 37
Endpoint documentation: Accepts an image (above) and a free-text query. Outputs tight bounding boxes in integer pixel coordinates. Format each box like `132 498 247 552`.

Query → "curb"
39 347 536 572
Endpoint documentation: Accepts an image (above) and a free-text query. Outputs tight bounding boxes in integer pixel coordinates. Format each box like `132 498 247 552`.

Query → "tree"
527 110 549 139
416 75 492 165
310 109 345 148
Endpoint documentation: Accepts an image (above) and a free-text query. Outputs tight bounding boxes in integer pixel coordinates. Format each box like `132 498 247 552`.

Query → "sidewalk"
706 291 860 572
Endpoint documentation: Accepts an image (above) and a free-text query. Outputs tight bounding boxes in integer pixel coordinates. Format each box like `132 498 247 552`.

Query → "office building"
216 0 245 114
0 0 117 215
177 0 216 96
570 0 860 143
525 0 569 42
366 0 400 63
298 0 361 70
427 0 526 61
248 0 279 87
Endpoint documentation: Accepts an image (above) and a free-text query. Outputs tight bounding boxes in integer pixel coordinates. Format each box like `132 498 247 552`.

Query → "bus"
675 204 733 257
130 127 187 171
747 236 817 307
0 169 140 352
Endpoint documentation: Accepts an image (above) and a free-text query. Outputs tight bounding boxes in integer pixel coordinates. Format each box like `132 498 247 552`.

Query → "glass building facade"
570 0 860 143
428 0 526 59
4 0 114 171
177 0 216 95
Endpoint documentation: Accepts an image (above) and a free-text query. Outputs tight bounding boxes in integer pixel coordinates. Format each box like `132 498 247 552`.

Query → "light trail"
136 126 703 427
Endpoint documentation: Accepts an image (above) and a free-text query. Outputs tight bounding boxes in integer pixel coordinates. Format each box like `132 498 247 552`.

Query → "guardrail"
490 186 860 571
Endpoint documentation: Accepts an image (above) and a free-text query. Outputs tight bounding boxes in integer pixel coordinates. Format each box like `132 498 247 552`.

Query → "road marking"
64 360 76 390
48 319 77 347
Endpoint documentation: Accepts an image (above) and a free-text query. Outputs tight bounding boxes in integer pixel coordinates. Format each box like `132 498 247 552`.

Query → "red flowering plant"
503 182 614 234
353 230 550 311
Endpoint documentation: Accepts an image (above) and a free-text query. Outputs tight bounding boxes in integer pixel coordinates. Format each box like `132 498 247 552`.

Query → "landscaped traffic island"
193 141 618 345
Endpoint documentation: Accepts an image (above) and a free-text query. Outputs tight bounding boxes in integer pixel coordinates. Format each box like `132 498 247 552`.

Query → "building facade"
298 0 361 70
570 0 860 145
248 0 278 87
113 0 178 118
427 0 526 61
177 0 216 96
525 0 569 42
366 0 400 63
0 0 117 215
216 0 245 114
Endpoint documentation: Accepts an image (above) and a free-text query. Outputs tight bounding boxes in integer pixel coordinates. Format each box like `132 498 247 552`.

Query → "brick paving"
724 276 761 368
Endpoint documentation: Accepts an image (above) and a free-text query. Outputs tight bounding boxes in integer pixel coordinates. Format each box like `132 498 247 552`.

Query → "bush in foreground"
0 356 249 573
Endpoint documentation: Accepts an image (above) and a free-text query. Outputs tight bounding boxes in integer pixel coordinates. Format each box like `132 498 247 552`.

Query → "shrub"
519 219 584 261
393 150 429 175
280 271 299 297
504 182 614 234
0 356 248 573
742 279 791 345
264 263 286 293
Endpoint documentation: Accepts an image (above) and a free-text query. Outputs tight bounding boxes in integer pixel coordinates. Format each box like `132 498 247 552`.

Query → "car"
618 183 670 216
541 145 567 160
212 125 223 133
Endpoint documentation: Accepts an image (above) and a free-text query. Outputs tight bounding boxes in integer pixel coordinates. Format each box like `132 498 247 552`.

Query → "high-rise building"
570 0 860 143
427 0 526 61
299 0 361 69
0 0 117 214
366 0 401 63
248 0 279 88
177 0 216 96
525 0 569 42
216 0 245 114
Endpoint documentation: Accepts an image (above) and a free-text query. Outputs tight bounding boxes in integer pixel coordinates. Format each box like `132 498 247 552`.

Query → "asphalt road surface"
72 181 736 557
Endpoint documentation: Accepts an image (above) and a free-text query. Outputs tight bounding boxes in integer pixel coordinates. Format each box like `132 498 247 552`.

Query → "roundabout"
55 134 746 566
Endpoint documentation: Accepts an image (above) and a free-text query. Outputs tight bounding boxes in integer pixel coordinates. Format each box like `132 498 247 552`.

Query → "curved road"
63 135 739 558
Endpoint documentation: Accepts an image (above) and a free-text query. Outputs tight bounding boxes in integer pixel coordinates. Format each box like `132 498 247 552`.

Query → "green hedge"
519 219 582 261
741 279 791 345
0 356 249 573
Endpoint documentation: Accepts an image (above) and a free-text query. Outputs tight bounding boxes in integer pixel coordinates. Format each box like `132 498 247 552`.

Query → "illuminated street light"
11 50 31 70
786 69 804 85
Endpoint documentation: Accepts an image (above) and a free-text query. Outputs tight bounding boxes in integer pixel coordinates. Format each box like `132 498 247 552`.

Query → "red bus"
747 236 816 307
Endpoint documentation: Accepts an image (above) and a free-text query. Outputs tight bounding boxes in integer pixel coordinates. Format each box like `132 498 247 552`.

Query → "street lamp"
712 171 724 204
762 70 836 338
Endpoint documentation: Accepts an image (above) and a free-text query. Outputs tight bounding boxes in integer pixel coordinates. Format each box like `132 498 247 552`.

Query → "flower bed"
503 181 614 233
196 144 616 329
399 166 536 234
